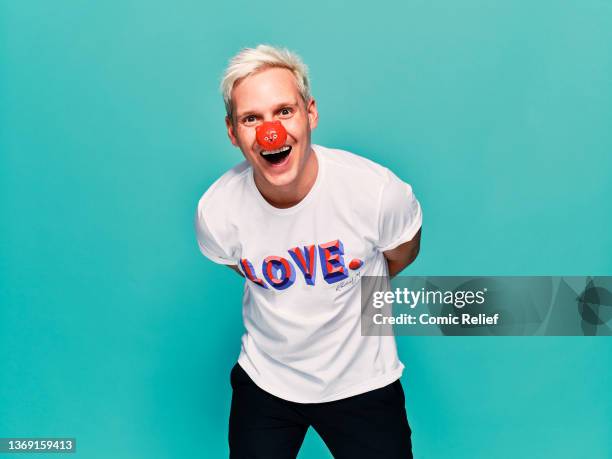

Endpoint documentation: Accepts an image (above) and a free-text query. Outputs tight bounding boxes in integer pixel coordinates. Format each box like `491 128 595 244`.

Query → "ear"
225 115 239 147
306 98 319 130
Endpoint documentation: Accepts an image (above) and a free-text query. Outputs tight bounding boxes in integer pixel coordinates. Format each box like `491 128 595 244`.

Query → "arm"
383 227 421 278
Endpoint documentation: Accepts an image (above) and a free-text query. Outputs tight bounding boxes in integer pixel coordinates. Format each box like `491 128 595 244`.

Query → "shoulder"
196 160 251 213
194 160 251 238
315 144 400 190
194 161 249 264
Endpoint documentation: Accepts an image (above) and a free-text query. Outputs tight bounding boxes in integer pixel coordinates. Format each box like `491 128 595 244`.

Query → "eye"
279 107 293 117
243 115 257 125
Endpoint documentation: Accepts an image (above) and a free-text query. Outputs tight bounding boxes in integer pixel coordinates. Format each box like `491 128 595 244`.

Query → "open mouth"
260 145 292 165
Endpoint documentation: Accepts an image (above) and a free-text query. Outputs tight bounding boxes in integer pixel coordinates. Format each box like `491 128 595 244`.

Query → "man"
195 44 422 458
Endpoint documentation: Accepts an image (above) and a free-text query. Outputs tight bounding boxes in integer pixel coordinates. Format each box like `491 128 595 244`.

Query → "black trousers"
229 363 413 458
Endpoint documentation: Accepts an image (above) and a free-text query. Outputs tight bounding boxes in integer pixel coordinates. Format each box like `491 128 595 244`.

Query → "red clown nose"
255 121 288 151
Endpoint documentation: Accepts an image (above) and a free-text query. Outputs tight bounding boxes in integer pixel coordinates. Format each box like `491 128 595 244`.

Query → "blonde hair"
221 44 311 120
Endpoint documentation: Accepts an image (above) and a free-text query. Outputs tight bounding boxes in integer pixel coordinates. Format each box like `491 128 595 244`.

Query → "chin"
261 168 299 188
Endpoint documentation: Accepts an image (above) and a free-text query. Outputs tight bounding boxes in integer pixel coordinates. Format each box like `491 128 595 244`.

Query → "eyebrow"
236 101 298 119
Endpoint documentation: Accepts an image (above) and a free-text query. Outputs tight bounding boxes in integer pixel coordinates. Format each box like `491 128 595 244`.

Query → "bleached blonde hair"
221 44 311 121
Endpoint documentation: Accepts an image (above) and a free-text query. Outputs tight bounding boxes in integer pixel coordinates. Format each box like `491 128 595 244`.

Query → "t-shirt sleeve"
194 197 239 266
376 169 423 252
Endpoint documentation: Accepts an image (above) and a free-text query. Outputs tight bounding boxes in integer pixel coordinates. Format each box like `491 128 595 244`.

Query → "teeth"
262 146 291 155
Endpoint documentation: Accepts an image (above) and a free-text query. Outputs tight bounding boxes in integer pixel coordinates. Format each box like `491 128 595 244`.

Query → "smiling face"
225 67 318 191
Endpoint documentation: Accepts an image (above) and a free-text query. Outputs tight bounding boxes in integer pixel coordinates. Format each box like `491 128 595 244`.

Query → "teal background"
1 0 611 457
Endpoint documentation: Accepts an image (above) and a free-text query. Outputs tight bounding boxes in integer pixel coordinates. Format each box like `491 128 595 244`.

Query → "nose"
255 121 287 151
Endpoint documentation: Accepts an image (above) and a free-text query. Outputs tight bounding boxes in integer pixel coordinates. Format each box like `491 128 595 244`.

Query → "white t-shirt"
194 144 422 403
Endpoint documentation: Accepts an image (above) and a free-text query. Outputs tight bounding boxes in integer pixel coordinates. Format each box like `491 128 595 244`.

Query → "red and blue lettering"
241 239 360 289
318 239 348 284
288 245 317 286
262 256 296 290
240 258 268 289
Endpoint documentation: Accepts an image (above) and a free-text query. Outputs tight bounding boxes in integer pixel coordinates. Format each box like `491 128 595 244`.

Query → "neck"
254 147 319 209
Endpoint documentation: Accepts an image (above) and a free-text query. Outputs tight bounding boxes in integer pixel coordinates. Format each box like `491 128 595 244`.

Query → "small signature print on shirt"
335 271 362 292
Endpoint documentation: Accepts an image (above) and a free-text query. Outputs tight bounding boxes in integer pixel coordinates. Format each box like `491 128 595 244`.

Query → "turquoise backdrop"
1 1 611 457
